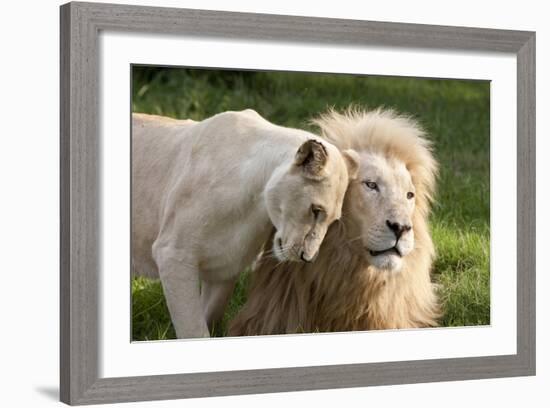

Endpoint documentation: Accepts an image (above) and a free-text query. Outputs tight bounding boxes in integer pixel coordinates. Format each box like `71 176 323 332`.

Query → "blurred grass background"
131 66 490 340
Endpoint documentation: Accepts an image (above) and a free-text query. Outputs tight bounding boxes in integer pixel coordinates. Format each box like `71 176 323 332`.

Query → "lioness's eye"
364 181 378 190
311 205 324 220
407 192 415 199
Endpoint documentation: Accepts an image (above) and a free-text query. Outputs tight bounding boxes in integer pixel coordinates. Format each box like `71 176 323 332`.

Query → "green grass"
131 67 490 340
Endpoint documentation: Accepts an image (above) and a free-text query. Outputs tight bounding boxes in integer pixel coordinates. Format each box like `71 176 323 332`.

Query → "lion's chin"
368 253 404 273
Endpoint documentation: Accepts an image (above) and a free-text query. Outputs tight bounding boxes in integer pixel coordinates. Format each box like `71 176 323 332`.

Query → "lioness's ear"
294 139 328 179
342 149 360 180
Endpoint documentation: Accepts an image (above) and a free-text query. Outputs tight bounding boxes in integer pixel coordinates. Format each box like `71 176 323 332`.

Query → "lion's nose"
386 220 412 239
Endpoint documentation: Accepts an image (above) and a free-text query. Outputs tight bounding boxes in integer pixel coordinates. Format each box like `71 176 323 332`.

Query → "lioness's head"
313 108 438 273
266 139 359 262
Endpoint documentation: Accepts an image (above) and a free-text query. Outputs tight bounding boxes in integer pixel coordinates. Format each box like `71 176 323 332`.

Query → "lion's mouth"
368 246 402 257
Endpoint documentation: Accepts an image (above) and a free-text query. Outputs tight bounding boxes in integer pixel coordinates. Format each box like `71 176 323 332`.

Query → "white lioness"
132 109 359 338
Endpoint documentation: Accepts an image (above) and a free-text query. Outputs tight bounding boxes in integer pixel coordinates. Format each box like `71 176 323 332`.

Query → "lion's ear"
341 149 360 180
294 139 328 180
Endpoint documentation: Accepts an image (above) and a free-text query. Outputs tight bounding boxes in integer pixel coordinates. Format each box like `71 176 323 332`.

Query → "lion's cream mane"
229 108 440 335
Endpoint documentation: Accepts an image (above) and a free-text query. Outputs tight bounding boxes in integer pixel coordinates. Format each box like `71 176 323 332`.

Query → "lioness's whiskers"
261 243 296 260
346 235 365 244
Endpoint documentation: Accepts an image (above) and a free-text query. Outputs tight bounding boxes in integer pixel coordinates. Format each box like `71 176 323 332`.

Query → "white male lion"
229 108 440 335
132 109 359 338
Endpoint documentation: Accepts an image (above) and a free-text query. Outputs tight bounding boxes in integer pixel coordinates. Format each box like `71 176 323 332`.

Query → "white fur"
131 109 357 338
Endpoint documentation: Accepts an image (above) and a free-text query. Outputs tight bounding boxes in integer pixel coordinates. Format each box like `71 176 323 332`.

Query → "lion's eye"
364 181 378 191
407 192 415 199
311 205 324 220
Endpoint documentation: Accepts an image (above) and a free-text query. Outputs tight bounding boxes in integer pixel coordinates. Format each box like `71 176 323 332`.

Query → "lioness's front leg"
201 279 237 331
152 244 209 339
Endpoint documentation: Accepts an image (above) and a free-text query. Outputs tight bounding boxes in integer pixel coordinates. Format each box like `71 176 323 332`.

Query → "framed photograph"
60 1 535 405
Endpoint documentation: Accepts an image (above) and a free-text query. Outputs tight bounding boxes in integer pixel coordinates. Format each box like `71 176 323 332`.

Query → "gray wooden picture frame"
60 1 536 405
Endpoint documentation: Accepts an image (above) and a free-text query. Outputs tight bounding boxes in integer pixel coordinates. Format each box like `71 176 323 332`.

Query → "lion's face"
345 152 416 272
266 139 359 263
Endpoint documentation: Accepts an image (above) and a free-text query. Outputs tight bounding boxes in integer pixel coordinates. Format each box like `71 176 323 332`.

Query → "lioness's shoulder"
206 109 268 127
